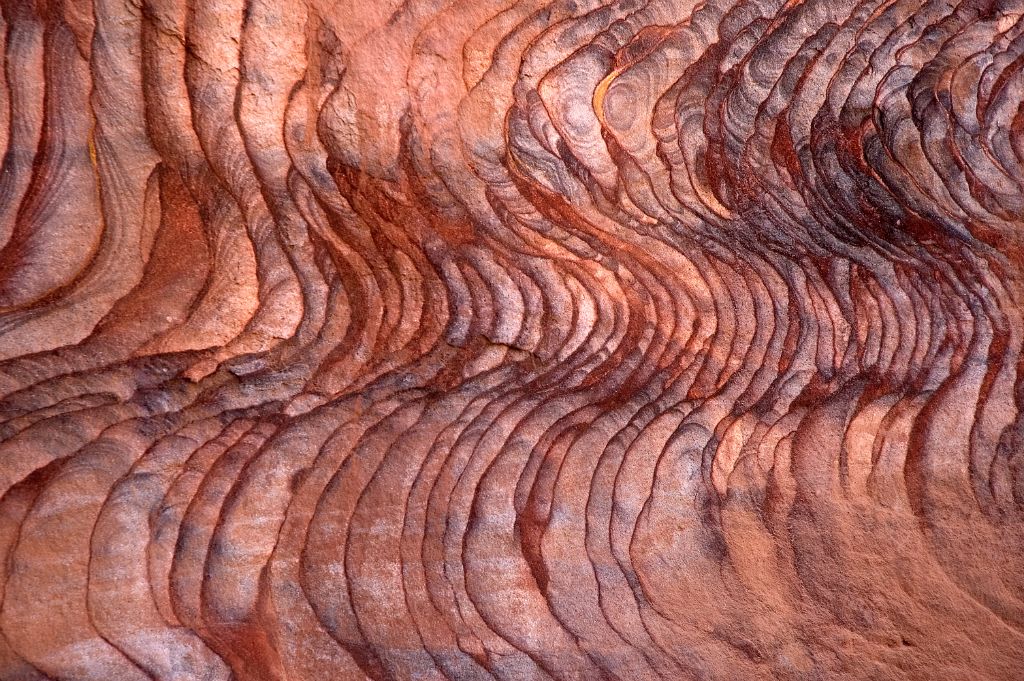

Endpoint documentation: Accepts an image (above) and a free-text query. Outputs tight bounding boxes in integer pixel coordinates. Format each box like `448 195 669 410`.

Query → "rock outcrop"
0 0 1022 679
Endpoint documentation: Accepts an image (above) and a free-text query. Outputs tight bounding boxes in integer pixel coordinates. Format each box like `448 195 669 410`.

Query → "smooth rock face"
0 0 1022 679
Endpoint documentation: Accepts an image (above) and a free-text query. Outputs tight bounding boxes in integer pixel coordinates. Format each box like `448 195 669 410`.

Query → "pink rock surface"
0 0 1022 679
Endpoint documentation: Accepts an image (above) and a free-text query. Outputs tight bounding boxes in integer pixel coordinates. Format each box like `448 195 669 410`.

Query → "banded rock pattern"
0 0 1023 679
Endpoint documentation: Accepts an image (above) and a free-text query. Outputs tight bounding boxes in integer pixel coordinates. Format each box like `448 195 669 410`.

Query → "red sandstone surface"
0 0 1022 679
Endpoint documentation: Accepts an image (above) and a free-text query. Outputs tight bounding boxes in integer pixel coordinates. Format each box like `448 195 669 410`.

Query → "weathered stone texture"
0 0 1022 679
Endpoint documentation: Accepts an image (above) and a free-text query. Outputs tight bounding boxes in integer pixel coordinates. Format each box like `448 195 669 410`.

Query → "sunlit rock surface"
0 0 1022 679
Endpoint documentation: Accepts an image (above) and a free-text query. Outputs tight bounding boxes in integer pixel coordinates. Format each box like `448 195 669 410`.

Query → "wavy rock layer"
0 0 1023 679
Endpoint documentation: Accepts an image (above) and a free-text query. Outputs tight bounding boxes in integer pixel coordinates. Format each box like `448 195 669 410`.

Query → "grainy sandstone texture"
0 0 1022 679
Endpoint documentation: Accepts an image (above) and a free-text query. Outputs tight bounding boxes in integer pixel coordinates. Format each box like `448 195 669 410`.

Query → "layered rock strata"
0 0 1022 679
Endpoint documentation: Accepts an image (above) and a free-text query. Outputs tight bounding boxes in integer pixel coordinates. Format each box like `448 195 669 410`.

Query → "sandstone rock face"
0 0 1022 679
